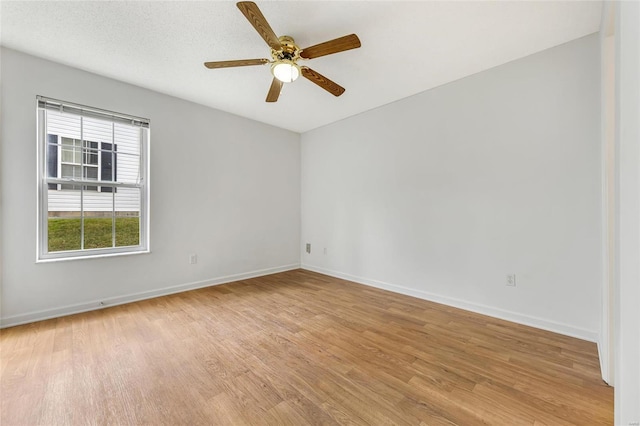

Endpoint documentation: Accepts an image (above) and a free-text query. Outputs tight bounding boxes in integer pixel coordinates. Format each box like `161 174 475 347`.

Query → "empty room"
1 1 638 425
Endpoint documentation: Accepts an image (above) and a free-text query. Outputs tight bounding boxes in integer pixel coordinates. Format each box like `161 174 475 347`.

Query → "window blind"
37 96 150 129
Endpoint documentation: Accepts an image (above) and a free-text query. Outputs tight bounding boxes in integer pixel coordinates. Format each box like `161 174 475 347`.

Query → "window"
48 136 116 192
37 96 150 261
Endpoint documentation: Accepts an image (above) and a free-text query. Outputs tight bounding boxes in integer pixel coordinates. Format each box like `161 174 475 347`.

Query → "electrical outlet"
506 274 516 287
189 254 198 265
306 243 311 254
323 247 327 255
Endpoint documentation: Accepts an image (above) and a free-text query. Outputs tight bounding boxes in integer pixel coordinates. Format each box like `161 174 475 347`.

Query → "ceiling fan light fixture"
204 2 360 102
272 60 300 83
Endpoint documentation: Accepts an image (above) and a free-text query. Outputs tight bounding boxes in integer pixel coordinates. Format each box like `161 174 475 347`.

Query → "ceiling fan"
204 1 361 102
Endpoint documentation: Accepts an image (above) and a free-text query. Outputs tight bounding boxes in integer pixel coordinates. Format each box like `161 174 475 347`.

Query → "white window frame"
36 96 150 262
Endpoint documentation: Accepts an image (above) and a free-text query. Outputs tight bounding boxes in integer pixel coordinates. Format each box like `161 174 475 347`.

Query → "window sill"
36 248 150 263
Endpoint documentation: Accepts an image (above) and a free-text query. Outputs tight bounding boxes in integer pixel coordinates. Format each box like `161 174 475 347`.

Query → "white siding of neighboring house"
46 110 141 213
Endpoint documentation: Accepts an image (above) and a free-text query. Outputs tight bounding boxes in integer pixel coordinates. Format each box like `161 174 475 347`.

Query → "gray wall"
301 34 602 341
0 48 301 326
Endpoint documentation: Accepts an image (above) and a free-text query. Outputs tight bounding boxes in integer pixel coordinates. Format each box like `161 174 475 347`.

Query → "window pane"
60 184 81 191
83 168 98 192
84 214 114 250
61 138 81 163
100 143 115 185
84 166 98 180
48 217 82 252
114 123 140 185
83 117 112 143
61 164 78 179
47 135 58 174
86 152 99 165
74 139 81 163
115 216 139 247
82 181 113 248
61 164 81 190
84 141 99 165
61 146 76 163
47 190 81 252
47 135 58 190
61 149 72 163
115 188 140 247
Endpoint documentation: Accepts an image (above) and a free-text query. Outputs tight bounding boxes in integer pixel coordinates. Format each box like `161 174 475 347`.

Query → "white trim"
598 2 616 385
301 264 599 343
36 107 47 261
597 337 608 384
140 126 150 252
35 247 151 263
599 3 617 383
0 263 300 328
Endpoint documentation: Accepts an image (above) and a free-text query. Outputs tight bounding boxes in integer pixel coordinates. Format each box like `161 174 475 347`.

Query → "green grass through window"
48 217 140 252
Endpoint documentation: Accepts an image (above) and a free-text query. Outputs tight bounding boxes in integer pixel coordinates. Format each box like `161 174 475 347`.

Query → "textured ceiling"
1 1 601 133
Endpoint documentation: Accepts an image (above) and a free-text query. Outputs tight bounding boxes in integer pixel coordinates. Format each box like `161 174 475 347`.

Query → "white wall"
0 45 4 325
614 1 640 423
301 34 602 341
0 48 301 326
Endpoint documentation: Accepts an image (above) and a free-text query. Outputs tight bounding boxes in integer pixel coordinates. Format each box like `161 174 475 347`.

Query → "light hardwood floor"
1 269 612 425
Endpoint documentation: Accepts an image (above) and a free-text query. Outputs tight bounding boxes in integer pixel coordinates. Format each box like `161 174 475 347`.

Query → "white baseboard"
4 262 599 344
301 264 599 343
0 263 300 328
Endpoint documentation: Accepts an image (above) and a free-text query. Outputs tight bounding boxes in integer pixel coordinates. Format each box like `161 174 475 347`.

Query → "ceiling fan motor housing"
272 35 301 62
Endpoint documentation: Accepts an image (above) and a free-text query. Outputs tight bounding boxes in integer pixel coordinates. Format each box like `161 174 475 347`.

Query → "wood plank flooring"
0 269 613 425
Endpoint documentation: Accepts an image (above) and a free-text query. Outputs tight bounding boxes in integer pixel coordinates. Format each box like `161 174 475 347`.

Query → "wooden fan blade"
300 34 361 59
237 2 281 51
204 59 269 69
266 78 283 102
301 67 345 97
